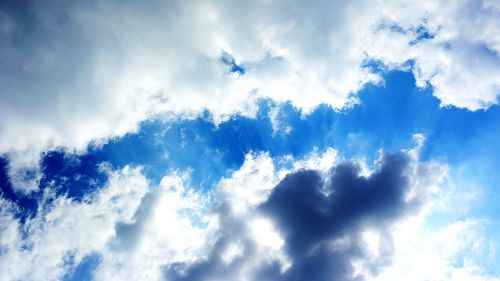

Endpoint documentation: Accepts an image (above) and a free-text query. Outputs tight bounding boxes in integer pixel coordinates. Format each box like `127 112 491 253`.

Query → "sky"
0 0 499 280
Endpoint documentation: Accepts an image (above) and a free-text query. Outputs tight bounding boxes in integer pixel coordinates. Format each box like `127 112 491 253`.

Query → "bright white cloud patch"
94 172 210 281
1 0 499 192
370 218 500 281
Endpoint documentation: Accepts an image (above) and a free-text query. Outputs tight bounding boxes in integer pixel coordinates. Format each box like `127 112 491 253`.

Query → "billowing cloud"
1 0 499 192
0 165 210 281
1 145 497 281
165 148 444 281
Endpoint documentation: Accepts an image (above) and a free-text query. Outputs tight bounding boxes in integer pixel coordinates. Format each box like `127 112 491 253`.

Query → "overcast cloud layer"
1 0 499 191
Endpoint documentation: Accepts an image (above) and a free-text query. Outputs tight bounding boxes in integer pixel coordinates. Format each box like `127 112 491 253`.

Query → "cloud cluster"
1 145 497 280
0 166 209 281
164 149 443 281
1 0 499 192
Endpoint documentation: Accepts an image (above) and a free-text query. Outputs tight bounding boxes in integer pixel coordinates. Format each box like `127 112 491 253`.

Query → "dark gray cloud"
164 151 423 281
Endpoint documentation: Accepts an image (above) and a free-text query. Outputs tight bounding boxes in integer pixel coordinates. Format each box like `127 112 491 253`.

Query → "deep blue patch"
0 157 38 223
39 151 107 201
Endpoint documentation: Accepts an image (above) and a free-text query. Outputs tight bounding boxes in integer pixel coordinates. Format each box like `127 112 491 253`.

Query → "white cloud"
368 218 500 281
359 154 500 281
365 0 500 110
0 165 150 281
0 166 210 281
94 171 211 281
219 152 279 215
1 0 498 192
0 148 338 281
0 145 498 280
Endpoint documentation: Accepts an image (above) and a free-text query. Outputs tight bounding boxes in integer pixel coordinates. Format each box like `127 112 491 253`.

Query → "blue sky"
1 1 500 281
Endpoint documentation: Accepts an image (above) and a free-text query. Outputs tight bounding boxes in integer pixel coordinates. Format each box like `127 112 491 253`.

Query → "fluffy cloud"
1 0 499 192
165 148 446 281
365 0 500 110
94 172 210 281
0 165 149 280
371 218 500 281
1 145 498 280
0 165 209 281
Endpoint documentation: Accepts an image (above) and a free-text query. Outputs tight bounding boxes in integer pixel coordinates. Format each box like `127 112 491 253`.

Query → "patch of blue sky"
40 151 108 200
0 152 109 221
62 253 101 281
2 70 498 242
327 71 500 224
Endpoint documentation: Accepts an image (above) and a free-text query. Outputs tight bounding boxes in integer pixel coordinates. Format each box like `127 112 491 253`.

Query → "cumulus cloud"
0 165 209 281
94 172 211 281
1 0 499 192
0 145 497 281
0 165 149 280
365 0 500 110
165 148 445 281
